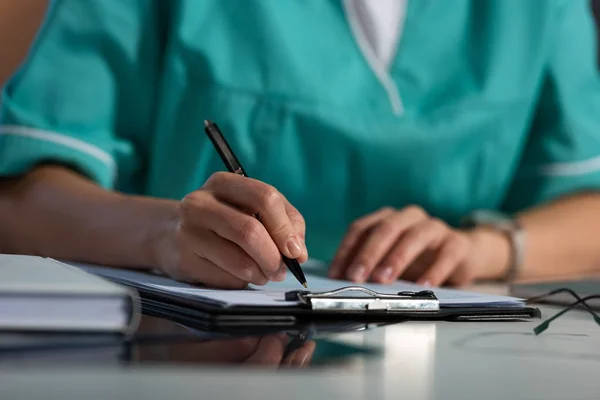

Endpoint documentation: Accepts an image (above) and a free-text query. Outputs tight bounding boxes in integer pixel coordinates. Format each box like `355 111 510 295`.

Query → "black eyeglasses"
526 288 600 335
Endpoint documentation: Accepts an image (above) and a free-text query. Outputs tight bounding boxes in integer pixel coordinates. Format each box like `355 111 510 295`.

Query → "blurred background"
1 0 600 88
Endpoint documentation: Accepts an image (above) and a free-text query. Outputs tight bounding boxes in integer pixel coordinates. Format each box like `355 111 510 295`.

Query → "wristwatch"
460 210 525 282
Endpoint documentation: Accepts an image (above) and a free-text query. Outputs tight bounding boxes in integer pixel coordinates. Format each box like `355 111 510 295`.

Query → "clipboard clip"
285 286 440 313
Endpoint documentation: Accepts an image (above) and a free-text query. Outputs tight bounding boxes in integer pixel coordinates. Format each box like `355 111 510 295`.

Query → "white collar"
343 0 408 116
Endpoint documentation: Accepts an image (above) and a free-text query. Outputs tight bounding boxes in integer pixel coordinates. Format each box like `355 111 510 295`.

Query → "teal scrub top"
2 0 600 261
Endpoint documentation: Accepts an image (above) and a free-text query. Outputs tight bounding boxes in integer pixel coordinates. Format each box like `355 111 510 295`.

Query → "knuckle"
405 205 427 219
290 210 306 229
270 222 294 239
236 218 263 245
180 191 209 220
180 192 199 212
348 220 362 233
238 258 257 281
205 171 230 187
349 218 369 234
379 206 396 215
427 218 447 233
265 253 282 275
408 219 445 244
259 186 282 209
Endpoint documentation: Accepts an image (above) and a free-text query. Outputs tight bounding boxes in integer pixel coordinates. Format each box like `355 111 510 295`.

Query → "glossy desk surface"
1 284 599 400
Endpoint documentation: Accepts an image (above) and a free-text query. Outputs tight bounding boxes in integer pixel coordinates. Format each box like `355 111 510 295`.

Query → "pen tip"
302 282 308 288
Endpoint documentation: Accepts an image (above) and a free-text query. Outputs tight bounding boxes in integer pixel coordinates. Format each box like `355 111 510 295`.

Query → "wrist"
118 195 180 270
465 227 512 281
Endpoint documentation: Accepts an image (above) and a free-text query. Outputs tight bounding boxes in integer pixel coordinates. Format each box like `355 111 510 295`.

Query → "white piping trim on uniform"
0 125 117 181
342 0 406 116
535 155 600 177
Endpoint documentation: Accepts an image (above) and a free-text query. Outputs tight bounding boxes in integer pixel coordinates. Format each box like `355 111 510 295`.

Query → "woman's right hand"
154 172 308 289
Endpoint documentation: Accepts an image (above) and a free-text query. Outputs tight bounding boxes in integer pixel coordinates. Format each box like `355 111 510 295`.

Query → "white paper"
77 260 523 308
141 272 522 308
143 283 298 308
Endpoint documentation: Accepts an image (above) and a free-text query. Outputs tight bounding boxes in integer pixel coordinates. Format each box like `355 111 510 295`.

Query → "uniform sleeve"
0 0 160 189
503 0 600 212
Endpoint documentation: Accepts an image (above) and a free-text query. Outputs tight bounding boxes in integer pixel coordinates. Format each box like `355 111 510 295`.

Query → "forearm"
0 0 48 85
471 193 600 282
516 192 600 279
0 165 178 269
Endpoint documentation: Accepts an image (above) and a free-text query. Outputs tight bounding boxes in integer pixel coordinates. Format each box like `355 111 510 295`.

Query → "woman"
1 0 600 289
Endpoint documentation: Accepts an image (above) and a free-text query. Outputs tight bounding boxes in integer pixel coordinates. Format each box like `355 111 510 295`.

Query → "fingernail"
286 236 303 258
348 265 366 282
421 280 431 287
301 239 308 257
377 266 394 282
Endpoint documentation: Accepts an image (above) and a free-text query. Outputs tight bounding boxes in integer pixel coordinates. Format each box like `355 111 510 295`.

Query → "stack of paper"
79 260 523 309
0 255 139 332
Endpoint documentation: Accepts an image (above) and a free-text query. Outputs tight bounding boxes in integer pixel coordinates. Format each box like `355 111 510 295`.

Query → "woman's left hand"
328 206 507 286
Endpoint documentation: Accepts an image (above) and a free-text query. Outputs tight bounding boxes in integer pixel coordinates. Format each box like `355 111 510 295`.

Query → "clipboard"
74 264 541 328
134 284 541 329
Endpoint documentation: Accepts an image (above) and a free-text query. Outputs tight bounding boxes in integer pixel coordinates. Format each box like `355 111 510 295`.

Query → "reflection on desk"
0 315 380 369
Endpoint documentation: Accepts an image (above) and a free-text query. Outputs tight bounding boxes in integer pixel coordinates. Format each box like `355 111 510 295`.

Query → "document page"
78 260 523 308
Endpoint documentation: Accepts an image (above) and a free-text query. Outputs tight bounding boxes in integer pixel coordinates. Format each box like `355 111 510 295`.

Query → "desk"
1 284 599 400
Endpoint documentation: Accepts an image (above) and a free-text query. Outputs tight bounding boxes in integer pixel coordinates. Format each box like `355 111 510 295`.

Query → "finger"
244 334 288 366
180 226 271 285
284 340 316 368
329 207 395 279
284 199 308 264
204 172 307 260
371 218 448 284
395 250 437 282
417 235 469 286
181 193 282 279
178 252 249 289
344 207 429 283
182 338 261 363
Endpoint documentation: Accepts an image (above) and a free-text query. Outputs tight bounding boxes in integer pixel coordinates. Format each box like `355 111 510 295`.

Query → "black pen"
203 120 308 288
